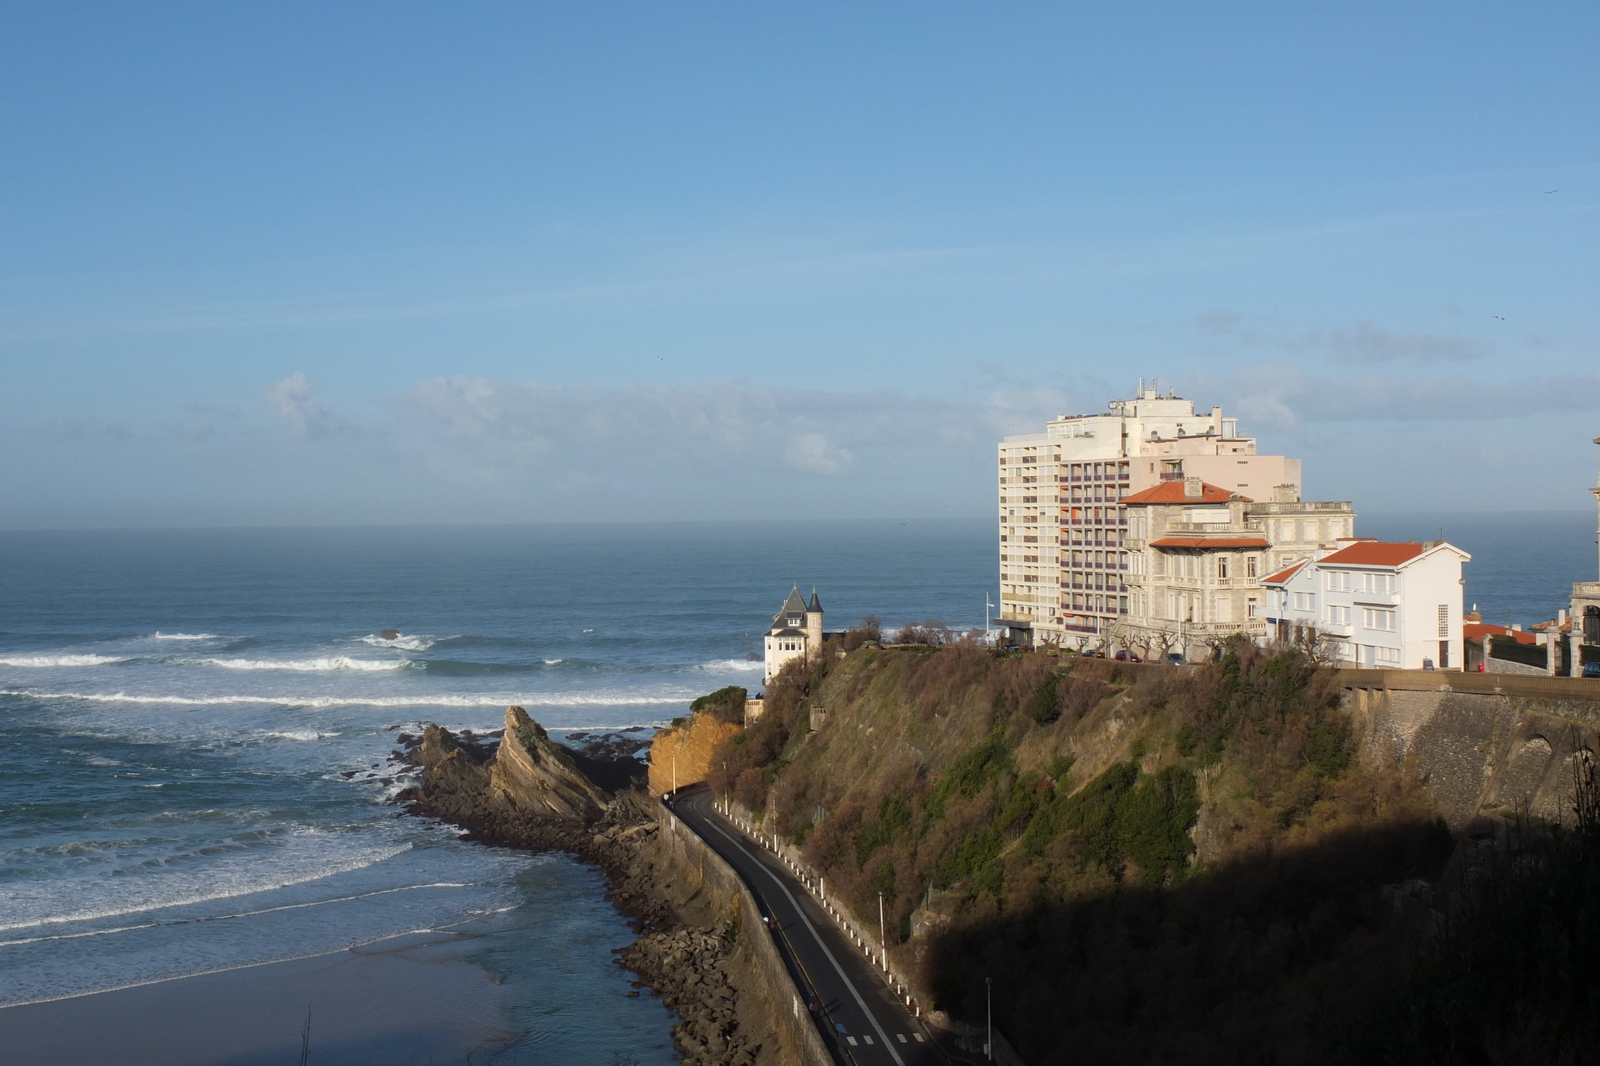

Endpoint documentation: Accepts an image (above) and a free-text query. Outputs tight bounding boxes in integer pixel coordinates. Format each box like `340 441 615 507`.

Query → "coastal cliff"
648 710 742 795
696 641 1600 1065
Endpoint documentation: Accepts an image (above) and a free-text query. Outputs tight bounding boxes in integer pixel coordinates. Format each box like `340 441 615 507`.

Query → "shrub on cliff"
689 685 746 725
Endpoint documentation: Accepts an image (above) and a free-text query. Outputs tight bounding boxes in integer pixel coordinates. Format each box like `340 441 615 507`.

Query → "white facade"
763 587 823 683
1262 541 1470 670
998 381 1304 648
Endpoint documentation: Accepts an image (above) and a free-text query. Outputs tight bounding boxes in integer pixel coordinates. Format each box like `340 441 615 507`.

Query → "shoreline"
395 719 788 1066
0 929 525 1065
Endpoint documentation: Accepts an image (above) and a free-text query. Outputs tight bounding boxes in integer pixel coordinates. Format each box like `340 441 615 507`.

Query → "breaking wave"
150 633 219 641
197 656 412 673
696 658 765 674
358 633 438 652
0 836 414 935
0 655 129 668
4 689 691 709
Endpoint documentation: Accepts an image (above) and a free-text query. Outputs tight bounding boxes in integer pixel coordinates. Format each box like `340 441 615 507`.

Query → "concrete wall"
651 803 835 1066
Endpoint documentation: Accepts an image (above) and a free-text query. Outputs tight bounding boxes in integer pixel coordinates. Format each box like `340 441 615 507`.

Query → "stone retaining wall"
651 802 835 1066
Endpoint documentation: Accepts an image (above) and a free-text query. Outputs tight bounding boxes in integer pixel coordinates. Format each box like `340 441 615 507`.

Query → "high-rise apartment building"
997 382 1306 649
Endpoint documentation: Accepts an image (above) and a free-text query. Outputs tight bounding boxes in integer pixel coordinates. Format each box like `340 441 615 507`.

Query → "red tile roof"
1121 481 1251 505
1149 537 1271 549
1465 623 1538 645
1260 561 1308 585
1316 541 1427 567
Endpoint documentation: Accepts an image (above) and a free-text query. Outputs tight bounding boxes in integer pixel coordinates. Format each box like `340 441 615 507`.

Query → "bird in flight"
1544 189 1559 194
1493 316 1506 321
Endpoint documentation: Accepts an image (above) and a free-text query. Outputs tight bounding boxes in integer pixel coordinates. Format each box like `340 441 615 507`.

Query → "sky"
1 1 1596 528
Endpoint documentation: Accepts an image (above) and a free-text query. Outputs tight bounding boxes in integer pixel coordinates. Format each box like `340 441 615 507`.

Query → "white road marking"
898 1033 908 1043
693 797 908 1066
864 1034 875 1045
848 1036 859 1046
914 1033 926 1042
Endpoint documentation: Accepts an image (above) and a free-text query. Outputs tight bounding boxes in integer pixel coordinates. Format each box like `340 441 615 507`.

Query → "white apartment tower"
997 382 1305 650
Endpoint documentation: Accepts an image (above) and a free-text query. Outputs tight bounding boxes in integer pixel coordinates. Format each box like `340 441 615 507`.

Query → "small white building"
1261 540 1470 670
763 587 823 683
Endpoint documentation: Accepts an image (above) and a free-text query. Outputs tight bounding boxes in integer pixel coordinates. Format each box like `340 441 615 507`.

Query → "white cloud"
264 373 358 440
1197 312 1492 364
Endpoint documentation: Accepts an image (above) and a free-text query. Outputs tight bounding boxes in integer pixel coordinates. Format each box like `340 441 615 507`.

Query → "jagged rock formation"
490 706 612 820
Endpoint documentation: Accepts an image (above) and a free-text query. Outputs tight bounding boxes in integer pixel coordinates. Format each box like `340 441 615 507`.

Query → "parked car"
1113 650 1141 662
1164 652 1185 666
1583 661 1600 679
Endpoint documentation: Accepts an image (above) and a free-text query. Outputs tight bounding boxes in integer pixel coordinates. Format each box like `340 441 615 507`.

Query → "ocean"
0 520 994 1062
0 513 1589 1060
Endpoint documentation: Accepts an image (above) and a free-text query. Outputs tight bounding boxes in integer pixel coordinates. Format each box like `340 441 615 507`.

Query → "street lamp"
986 976 992 1061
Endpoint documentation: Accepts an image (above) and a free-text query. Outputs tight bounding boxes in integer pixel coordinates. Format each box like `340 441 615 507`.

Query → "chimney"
1272 484 1300 503
1183 477 1203 499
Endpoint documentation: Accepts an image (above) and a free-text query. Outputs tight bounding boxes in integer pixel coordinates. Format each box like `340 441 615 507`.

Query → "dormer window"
788 616 802 626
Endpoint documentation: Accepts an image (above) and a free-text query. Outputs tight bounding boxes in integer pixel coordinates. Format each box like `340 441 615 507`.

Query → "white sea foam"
358 633 438 651
0 835 414 934
696 658 765 673
198 656 411 673
0 654 129 668
543 658 563 665
0 881 470 949
5 689 692 709
260 730 342 741
150 632 219 641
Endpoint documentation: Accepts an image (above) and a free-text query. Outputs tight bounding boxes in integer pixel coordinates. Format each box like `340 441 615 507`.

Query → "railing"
718 802 929 1023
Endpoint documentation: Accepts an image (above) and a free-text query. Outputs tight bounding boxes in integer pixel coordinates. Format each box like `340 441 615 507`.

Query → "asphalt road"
670 785 982 1066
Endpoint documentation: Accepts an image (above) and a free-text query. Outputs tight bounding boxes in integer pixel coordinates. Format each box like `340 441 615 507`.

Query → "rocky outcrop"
619 928 759 1066
648 711 743 795
490 706 612 821
394 711 782 1066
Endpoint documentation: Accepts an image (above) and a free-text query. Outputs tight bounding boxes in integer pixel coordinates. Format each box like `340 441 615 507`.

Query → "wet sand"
0 931 518 1066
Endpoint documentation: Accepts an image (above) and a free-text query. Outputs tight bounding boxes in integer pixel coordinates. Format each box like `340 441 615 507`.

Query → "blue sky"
1 1 1596 527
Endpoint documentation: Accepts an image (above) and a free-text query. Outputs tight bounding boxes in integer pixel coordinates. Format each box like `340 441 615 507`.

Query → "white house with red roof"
1260 540 1470 670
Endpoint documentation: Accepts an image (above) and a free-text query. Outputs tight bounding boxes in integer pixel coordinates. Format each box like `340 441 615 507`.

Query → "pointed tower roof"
781 586 807 615
808 588 822 613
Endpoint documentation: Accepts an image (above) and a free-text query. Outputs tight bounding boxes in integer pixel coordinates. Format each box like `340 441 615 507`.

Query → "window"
1326 571 1350 592
1293 591 1315 612
1361 573 1393 594
1217 555 1230 579
1363 608 1396 632
1325 605 1351 625
1246 556 1258 578
1437 604 1449 638
1376 646 1401 665
1247 598 1259 618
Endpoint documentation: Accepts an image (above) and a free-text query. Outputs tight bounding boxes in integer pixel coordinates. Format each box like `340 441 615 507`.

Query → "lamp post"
878 892 886 970
986 976 992 1061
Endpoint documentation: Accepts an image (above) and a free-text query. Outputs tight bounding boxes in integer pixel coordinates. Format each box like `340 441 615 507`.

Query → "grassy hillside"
708 641 1463 1064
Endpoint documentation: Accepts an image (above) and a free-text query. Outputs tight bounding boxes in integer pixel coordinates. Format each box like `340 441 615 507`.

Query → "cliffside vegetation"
707 640 1469 1064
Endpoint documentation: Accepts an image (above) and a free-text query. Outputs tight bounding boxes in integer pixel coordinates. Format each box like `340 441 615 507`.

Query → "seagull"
1544 189 1559 194
1493 316 1505 321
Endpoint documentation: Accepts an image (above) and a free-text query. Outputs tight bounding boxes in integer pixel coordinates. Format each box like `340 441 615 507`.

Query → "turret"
805 588 824 657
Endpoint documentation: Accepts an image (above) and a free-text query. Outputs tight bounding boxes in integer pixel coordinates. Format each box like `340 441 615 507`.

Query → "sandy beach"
0 930 530 1066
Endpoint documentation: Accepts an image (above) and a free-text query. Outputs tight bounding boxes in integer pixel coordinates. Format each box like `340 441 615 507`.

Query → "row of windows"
1153 553 1260 579
1325 571 1395 594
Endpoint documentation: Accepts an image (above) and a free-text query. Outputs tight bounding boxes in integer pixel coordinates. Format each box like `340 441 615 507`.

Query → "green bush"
1026 673 1062 724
